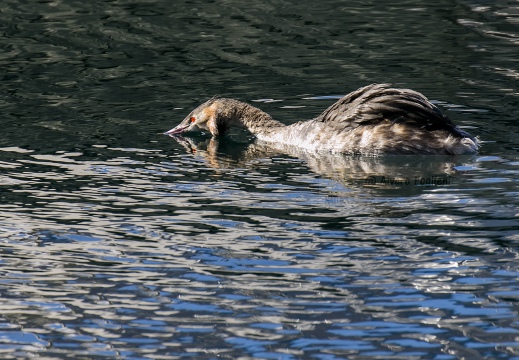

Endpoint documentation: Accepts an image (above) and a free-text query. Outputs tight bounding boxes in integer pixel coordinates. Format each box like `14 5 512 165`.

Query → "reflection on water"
171 134 470 189
0 0 519 358
1 141 518 358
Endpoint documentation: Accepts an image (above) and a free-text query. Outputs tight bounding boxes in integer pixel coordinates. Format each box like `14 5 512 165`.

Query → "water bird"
164 83 479 155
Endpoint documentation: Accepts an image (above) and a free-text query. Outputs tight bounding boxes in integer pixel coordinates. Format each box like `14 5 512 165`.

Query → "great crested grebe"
164 83 479 155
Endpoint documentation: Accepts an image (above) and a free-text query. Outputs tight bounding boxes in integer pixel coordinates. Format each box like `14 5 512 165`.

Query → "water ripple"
0 0 518 358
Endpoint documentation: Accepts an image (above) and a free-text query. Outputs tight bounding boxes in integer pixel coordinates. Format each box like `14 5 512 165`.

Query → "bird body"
165 84 479 155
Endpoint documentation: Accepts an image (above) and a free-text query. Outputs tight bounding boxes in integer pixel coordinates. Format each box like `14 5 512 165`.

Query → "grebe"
164 83 479 155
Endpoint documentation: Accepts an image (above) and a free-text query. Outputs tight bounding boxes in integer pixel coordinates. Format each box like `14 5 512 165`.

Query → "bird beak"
164 124 188 136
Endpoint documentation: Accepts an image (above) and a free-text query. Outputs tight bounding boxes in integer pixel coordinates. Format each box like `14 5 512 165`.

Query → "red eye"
190 117 196 123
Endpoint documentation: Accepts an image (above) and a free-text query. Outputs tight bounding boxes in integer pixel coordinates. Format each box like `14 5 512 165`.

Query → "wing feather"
316 83 470 138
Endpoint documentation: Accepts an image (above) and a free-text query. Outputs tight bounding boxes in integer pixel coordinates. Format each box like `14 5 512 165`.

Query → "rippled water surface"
1 0 519 359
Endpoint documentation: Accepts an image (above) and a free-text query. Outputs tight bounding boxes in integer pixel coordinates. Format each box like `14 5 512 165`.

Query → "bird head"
164 98 222 137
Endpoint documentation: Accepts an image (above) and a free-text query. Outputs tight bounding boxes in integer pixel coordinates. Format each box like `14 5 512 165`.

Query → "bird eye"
190 117 196 123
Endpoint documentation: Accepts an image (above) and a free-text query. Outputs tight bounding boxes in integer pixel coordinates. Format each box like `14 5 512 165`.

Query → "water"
0 0 518 358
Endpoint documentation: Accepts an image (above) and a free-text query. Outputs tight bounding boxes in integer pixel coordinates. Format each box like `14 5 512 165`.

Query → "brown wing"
316 83 470 138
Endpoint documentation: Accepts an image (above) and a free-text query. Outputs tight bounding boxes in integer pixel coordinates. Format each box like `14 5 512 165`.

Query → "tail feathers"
446 136 479 155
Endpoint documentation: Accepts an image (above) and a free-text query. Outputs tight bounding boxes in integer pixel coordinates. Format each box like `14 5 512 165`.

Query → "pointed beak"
164 124 188 137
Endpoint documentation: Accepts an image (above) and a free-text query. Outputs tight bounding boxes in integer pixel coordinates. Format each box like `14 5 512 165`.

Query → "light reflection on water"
0 142 518 358
1 0 519 358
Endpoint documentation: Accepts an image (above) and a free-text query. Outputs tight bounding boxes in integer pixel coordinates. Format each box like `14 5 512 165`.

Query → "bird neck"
217 99 285 136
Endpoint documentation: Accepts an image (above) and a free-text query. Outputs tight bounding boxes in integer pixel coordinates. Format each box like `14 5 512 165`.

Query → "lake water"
1 0 518 359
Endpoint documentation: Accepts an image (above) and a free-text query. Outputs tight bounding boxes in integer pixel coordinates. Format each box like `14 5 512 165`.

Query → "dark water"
0 0 518 359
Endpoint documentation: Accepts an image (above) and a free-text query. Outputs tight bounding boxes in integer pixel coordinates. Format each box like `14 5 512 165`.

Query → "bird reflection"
169 133 475 192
